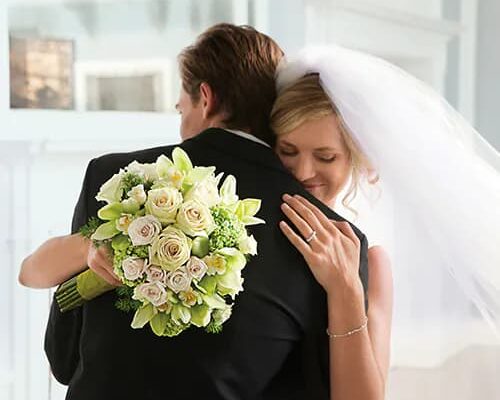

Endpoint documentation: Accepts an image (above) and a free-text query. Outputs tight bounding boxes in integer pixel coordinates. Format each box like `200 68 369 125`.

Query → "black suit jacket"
45 128 369 400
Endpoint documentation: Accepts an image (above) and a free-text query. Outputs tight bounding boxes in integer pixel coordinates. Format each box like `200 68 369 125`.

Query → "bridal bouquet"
55 147 264 337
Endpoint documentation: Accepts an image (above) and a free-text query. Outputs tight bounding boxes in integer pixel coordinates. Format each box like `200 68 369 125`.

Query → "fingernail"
283 193 291 200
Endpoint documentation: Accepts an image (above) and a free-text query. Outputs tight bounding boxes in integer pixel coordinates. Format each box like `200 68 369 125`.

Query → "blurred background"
1 0 499 399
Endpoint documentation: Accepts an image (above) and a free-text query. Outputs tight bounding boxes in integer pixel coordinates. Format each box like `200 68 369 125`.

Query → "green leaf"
97 202 123 220
172 147 193 174
150 312 169 336
131 303 157 329
190 304 212 327
91 221 120 240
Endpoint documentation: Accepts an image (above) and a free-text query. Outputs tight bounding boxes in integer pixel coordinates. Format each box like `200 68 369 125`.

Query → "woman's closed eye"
278 149 337 163
317 154 337 163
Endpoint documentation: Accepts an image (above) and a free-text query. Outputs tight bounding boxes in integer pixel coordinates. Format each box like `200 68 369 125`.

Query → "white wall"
476 0 500 150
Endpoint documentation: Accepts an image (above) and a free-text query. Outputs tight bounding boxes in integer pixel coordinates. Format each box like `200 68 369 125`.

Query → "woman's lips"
303 184 325 190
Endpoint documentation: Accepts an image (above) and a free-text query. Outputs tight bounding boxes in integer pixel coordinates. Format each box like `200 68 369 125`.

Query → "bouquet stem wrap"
55 269 115 312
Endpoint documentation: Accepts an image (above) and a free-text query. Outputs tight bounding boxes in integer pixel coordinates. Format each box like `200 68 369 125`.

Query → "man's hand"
86 242 122 286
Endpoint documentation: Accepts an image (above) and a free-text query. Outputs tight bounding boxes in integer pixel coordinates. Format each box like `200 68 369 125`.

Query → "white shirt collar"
224 128 271 148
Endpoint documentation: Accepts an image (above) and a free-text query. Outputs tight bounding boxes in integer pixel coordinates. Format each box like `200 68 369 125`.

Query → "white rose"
176 200 215 237
96 170 125 204
133 282 167 307
127 184 147 205
128 215 162 246
122 257 146 281
184 175 221 208
150 226 191 271
186 256 208 280
145 264 166 283
127 160 159 182
165 266 192 293
145 187 183 225
238 234 258 255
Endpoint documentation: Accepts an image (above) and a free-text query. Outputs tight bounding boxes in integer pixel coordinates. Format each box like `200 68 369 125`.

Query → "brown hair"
271 74 378 213
178 23 284 145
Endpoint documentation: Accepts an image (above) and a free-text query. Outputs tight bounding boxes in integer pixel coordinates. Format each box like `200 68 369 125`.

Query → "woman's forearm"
328 286 385 400
19 234 90 288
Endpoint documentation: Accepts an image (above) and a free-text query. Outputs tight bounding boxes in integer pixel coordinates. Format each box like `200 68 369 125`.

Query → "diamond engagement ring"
305 230 317 243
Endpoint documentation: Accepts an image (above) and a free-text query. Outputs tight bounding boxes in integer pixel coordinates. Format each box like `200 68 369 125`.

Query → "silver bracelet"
326 316 368 339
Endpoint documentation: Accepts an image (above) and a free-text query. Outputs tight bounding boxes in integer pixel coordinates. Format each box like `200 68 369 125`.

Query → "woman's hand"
279 194 363 298
86 243 122 286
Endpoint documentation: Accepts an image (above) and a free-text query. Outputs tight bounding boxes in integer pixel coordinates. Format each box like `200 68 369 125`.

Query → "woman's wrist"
77 235 91 266
326 279 366 334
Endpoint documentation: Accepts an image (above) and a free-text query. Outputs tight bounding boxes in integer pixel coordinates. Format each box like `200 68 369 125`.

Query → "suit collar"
186 128 290 175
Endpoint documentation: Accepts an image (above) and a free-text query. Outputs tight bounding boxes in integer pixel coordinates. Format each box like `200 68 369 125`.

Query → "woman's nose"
293 157 315 181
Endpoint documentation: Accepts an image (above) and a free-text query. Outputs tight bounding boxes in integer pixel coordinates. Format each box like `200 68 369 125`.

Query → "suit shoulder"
90 144 179 171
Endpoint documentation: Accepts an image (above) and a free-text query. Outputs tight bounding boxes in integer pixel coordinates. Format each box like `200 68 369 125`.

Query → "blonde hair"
271 74 377 213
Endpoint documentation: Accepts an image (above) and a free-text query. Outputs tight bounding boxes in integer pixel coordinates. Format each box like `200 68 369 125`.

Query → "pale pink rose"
133 282 167 307
145 264 166 283
128 215 162 246
165 266 192 293
122 257 146 281
186 257 208 280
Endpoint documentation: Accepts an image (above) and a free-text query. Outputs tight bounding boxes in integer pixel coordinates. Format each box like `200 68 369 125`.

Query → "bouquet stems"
55 269 116 312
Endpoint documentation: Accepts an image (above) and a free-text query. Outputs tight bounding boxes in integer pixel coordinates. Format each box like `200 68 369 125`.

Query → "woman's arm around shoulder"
19 233 90 288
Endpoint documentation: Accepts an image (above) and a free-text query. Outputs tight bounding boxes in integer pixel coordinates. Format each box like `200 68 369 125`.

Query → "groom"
45 23 369 400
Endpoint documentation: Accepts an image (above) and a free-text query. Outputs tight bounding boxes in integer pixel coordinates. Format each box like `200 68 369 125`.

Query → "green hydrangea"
209 206 245 251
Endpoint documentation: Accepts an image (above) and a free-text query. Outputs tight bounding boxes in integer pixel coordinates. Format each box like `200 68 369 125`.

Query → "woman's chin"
306 186 325 200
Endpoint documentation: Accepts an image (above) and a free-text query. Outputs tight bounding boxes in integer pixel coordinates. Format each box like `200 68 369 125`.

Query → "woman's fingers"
282 194 328 242
88 244 121 285
331 220 360 246
293 194 360 246
293 194 336 232
279 220 314 260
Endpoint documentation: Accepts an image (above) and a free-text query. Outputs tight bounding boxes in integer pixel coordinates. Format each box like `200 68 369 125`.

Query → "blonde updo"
271 74 377 213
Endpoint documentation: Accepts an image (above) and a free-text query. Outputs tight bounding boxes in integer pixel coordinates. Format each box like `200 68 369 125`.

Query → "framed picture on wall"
9 36 75 110
74 59 174 113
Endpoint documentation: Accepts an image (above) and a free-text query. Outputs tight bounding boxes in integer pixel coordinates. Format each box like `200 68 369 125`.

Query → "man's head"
177 23 284 145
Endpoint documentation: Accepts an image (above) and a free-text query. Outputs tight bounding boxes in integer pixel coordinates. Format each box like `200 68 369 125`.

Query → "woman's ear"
199 82 217 119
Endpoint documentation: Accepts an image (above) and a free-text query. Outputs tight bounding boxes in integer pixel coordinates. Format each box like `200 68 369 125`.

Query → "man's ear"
199 82 217 119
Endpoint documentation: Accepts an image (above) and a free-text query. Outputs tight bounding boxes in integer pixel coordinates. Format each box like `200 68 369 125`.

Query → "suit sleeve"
44 159 95 385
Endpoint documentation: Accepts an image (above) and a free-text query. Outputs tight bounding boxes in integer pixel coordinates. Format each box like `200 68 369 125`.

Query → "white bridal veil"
276 45 500 367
